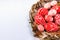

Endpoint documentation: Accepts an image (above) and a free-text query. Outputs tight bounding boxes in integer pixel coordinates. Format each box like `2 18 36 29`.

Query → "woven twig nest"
29 0 60 40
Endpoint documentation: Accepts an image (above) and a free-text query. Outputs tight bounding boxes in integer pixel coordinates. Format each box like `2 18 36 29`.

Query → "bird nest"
29 0 60 40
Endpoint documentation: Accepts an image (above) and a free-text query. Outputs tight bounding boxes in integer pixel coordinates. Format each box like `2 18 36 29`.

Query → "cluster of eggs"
34 1 60 32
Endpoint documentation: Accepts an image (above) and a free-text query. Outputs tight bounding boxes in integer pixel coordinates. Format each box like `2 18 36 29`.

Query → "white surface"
0 0 38 40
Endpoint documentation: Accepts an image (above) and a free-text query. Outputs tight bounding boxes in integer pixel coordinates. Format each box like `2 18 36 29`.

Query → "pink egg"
48 9 57 16
44 2 51 9
45 15 53 22
50 1 57 6
37 24 44 32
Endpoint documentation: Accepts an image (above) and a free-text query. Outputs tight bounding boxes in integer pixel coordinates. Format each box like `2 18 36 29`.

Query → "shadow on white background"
0 0 38 40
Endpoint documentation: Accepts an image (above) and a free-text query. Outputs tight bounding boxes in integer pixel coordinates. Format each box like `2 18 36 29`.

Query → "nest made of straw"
29 0 60 40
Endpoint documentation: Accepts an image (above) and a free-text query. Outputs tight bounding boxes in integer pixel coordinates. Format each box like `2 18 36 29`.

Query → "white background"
0 0 38 40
